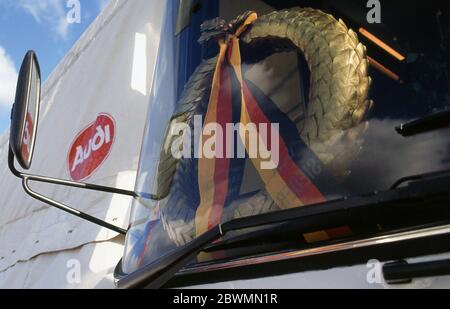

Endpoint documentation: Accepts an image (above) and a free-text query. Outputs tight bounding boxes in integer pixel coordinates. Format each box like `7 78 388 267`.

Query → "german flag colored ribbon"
195 13 327 237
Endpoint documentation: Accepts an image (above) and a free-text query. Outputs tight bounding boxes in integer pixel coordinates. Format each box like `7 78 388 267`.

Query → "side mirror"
7 51 129 236
10 51 41 170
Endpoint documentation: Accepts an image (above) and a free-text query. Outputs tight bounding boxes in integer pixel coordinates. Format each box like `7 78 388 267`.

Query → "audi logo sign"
67 114 116 181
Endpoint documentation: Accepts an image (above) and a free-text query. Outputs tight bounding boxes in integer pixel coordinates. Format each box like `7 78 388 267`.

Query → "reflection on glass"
21 60 40 165
123 0 450 274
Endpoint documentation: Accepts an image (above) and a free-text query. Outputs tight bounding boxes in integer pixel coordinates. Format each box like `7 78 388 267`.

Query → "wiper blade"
117 227 222 289
396 109 450 137
204 169 450 253
391 168 450 189
116 170 450 289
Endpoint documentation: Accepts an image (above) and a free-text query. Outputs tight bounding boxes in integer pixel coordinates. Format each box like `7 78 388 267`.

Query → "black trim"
116 173 450 289
22 176 127 235
116 226 222 289
396 109 450 137
383 258 450 285
8 148 132 235
391 168 450 189
10 50 41 170
167 229 450 288
8 148 138 198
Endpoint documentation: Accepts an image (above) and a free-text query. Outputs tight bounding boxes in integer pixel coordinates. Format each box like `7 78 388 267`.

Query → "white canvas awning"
0 0 165 288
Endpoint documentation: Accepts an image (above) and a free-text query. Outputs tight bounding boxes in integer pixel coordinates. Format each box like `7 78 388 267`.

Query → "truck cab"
5 0 450 289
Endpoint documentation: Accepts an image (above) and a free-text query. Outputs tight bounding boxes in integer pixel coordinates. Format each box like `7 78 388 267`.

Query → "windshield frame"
115 171 450 288
121 0 450 285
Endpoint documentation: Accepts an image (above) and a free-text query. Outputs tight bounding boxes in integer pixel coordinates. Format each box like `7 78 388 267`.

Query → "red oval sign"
67 114 116 181
21 112 34 163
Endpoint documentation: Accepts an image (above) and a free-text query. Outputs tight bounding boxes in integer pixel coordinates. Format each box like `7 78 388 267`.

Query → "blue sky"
0 0 109 133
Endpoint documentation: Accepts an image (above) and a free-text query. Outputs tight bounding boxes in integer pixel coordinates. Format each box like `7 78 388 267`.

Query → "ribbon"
195 13 327 237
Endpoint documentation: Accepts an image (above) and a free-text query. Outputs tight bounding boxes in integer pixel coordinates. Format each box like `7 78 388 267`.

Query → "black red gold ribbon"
195 13 327 237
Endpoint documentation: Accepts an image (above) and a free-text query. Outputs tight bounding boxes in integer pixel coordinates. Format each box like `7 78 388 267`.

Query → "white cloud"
1 0 109 40
0 46 18 109
2 0 70 40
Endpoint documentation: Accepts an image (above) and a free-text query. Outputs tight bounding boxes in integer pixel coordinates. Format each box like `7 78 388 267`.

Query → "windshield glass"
122 0 450 274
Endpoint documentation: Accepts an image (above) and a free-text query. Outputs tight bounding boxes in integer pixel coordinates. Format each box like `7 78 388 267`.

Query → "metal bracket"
9 148 129 235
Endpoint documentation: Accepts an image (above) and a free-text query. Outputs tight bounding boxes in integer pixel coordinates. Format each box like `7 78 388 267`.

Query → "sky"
0 0 110 133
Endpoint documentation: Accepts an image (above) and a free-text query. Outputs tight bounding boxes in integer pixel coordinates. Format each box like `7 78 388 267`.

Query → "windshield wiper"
391 168 450 189
115 170 450 289
396 109 450 137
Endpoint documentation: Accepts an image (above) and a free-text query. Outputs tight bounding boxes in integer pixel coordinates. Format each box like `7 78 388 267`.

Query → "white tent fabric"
0 0 165 288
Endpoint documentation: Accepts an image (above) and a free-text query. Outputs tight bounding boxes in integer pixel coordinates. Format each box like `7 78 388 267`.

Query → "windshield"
122 0 450 274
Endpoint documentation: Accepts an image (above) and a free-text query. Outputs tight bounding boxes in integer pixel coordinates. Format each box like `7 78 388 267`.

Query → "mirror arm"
8 147 23 178
8 51 129 235
8 148 137 197
9 147 131 235
22 176 127 235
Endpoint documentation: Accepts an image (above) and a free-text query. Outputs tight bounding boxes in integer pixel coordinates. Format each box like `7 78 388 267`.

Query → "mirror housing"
6 51 130 236
10 50 41 170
